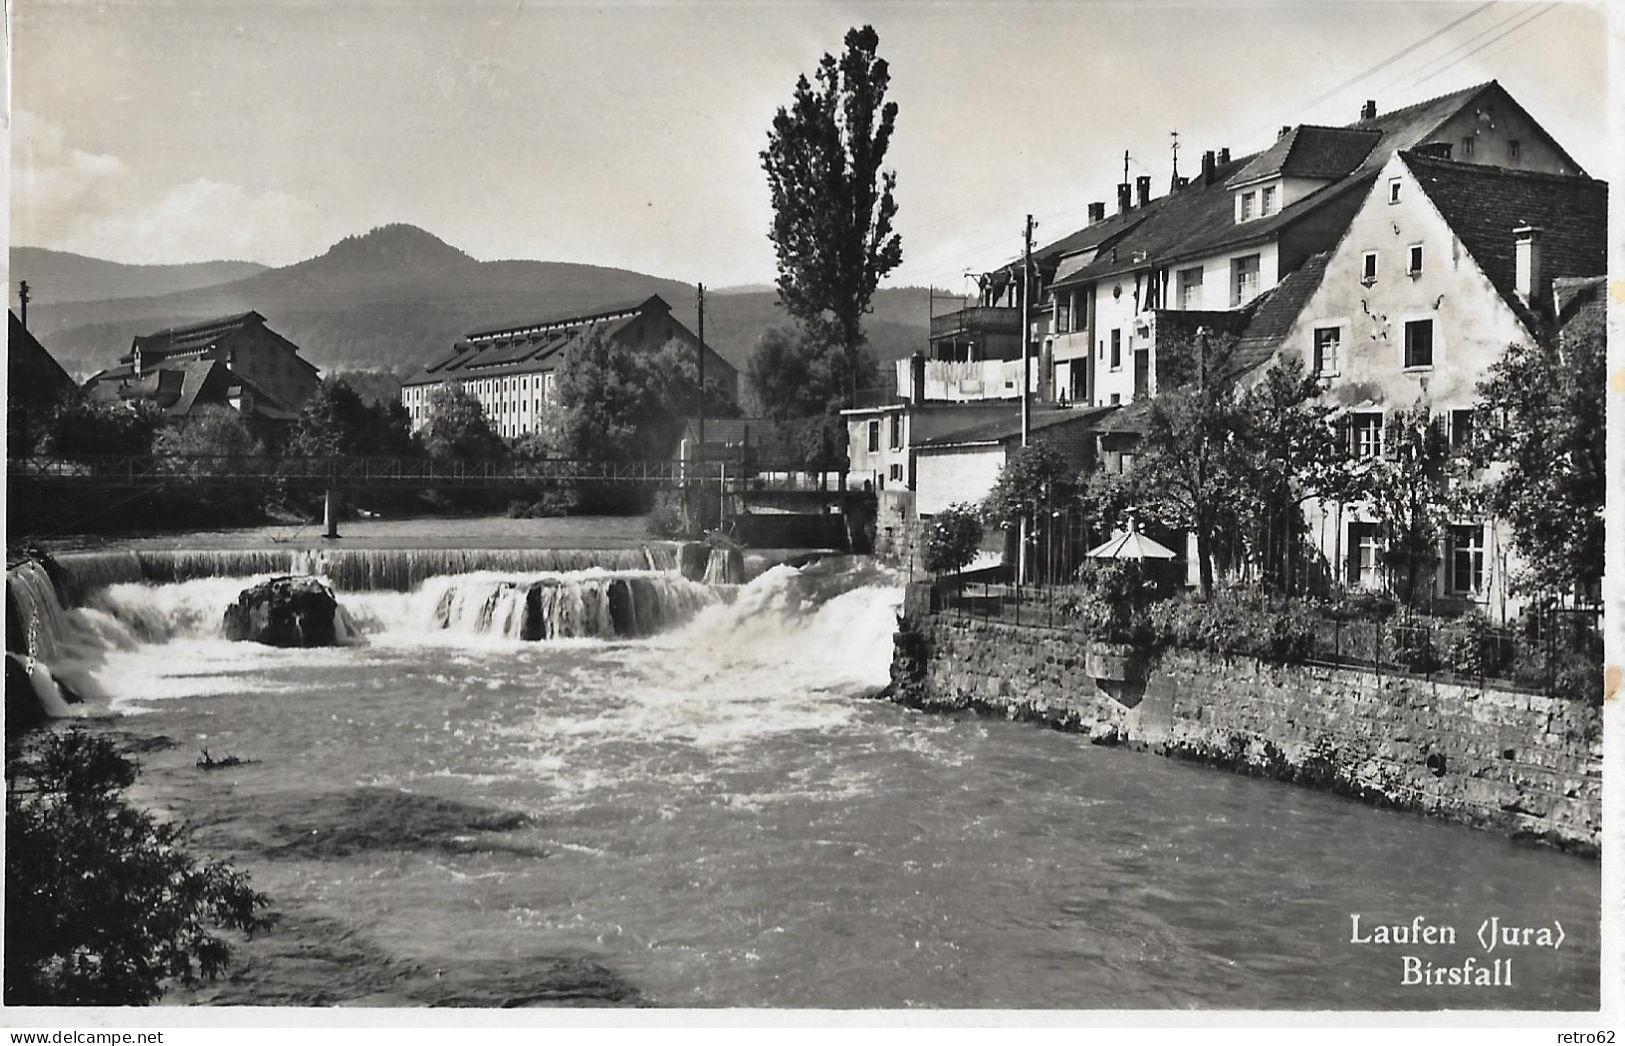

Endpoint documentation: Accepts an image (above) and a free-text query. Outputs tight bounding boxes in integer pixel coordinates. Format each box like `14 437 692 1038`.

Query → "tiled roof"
131 311 266 356
1053 81 1501 287
465 295 667 341
1231 251 1333 377
402 315 635 386
1555 276 1605 332
1226 125 1381 187
1402 152 1606 318
916 404 1117 449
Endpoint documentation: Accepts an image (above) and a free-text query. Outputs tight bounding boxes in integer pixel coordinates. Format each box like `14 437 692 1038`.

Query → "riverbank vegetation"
5 730 271 1005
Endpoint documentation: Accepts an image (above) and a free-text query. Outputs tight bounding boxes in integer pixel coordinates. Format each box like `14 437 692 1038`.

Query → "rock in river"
222 575 341 647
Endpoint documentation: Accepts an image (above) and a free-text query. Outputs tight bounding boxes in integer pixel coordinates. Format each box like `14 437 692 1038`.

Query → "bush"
1146 589 1318 662
505 490 581 519
5 730 271 1005
922 504 982 576
645 490 700 539
1315 589 1398 622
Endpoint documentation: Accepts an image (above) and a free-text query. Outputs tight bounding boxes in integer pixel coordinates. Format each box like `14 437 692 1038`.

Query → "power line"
1374 1 1534 94
1244 0 1497 138
1405 2 1560 92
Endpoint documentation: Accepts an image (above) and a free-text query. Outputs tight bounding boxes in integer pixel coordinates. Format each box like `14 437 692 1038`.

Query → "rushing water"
9 553 1600 1009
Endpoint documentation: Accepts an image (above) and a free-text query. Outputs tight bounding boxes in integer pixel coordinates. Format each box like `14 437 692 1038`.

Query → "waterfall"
702 548 747 585
7 559 70 661
404 570 718 640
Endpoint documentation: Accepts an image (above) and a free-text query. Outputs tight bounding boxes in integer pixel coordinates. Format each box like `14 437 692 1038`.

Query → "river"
9 550 1600 1009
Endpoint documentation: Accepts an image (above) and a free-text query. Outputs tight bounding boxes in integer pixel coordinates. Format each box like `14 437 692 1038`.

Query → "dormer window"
1238 191 1256 222
1260 185 1277 216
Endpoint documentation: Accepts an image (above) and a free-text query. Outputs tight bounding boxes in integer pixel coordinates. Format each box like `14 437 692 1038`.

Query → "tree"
1234 356 1350 593
1359 399 1464 607
922 503 983 577
981 442 1082 531
1475 316 1605 602
152 406 263 470
1129 330 1249 599
421 382 505 461
6 730 270 1005
550 331 735 462
38 398 165 457
287 378 417 458
747 324 880 423
761 25 903 409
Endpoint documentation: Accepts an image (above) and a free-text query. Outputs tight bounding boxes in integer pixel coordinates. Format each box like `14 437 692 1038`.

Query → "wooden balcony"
929 306 1022 341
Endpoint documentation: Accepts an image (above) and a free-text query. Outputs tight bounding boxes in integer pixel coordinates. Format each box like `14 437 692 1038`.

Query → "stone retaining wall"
885 610 1602 855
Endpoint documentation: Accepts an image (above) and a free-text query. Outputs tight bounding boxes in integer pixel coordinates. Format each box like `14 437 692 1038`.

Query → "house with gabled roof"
1035 80 1585 411
400 294 737 441
1240 149 1605 619
81 311 318 438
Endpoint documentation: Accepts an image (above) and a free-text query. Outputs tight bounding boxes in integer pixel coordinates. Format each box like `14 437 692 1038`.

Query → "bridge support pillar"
323 488 340 540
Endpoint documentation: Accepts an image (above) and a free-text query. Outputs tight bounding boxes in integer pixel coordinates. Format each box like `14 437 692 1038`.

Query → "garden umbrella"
1085 521 1178 561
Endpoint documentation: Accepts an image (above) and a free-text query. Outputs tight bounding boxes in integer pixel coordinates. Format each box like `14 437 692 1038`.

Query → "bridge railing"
6 454 872 493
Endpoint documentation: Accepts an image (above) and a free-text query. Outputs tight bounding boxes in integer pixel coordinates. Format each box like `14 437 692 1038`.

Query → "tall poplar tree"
760 24 903 409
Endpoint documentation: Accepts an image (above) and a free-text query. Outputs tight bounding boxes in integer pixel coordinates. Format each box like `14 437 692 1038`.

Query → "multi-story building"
1039 80 1585 410
401 294 737 441
82 311 318 436
1240 151 1606 619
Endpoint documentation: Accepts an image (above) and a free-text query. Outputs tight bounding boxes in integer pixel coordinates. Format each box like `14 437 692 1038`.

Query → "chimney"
1117 182 1133 213
909 350 926 403
1514 224 1544 307
1200 150 1216 184
1217 147 1230 165
17 280 29 331
1172 175 1189 191
1278 125 1292 140
1087 201 1106 224
1135 175 1152 208
1361 99 1377 121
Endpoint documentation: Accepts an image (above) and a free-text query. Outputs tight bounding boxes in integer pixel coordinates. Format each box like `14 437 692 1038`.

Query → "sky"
7 0 1613 293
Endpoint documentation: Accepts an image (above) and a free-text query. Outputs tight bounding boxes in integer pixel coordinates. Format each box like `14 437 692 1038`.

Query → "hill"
23 225 933 395
9 247 269 305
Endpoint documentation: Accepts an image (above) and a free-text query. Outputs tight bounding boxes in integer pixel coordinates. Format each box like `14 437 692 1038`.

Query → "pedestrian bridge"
6 452 863 497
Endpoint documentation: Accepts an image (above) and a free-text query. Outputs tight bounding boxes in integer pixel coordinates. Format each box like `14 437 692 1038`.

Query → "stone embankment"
884 591 1602 855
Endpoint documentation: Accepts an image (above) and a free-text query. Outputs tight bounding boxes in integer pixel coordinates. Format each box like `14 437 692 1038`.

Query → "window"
1348 522 1381 587
544 373 556 401
1056 297 1070 332
1072 294 1086 333
1312 326 1341 376
1508 139 1521 162
1178 266 1204 310
1262 185 1278 216
1109 329 1122 370
1404 319 1434 369
888 413 902 450
1361 251 1378 285
866 420 880 453
1448 525 1485 594
888 463 904 483
1449 408 1474 451
1407 244 1423 275
1110 393 1122 406
1238 191 1256 222
1352 412 1384 459
1460 136 1475 158
1388 178 1402 204
1231 254 1260 306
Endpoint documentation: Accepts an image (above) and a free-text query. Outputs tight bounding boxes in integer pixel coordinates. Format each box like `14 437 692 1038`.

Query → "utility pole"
696 283 706 449
1021 214 1034 448
17 281 30 330
1019 214 1035 587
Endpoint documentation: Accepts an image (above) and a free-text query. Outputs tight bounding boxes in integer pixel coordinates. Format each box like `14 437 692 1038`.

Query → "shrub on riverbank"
5 730 271 1005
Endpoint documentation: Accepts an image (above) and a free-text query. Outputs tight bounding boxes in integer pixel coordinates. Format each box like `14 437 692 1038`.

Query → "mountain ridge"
20 225 933 398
